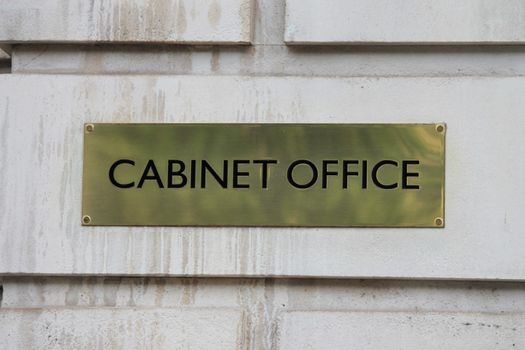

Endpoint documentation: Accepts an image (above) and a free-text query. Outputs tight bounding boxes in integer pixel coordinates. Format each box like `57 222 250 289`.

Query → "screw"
435 217 444 226
85 124 94 133
436 124 445 133
82 215 92 225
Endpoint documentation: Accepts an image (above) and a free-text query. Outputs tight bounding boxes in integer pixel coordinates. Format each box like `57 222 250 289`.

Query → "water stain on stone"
103 278 119 307
181 278 198 305
208 0 222 29
155 278 167 306
84 52 104 74
176 0 188 36
211 49 220 72
65 282 80 306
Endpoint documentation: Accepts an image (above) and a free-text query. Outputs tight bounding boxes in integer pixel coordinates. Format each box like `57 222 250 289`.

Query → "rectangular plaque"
82 123 445 227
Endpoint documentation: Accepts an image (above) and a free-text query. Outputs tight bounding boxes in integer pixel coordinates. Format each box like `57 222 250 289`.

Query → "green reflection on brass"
82 123 445 227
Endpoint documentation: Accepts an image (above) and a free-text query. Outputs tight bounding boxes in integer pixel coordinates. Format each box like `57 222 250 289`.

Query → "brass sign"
82 123 445 227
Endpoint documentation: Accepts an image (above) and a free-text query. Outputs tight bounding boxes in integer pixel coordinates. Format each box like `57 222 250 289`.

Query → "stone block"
0 0 253 44
285 0 525 44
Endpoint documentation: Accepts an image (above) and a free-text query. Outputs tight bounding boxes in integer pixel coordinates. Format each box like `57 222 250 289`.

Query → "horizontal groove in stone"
10 44 525 77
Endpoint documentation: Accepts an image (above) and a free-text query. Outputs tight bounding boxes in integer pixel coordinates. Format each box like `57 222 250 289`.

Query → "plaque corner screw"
85 124 95 133
434 217 444 227
82 215 92 225
435 124 445 134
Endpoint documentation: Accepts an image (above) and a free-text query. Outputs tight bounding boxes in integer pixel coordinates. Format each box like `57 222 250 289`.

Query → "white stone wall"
0 0 253 44
1 0 525 348
285 0 525 44
2 75 525 280
1 278 524 349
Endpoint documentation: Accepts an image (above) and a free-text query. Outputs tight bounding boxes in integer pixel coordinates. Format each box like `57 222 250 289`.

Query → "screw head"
435 217 444 226
85 124 94 133
82 215 92 225
436 124 445 133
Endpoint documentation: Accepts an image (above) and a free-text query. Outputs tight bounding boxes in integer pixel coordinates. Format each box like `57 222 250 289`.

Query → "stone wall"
1 277 524 349
1 0 524 348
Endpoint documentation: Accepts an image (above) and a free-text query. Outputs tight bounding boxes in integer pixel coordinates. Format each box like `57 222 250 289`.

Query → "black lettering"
371 160 398 189
402 160 420 189
287 160 318 189
109 159 135 188
190 160 196 188
253 160 278 189
201 160 228 188
342 160 359 189
137 160 164 188
322 160 339 189
362 160 368 189
168 160 187 188
233 160 250 188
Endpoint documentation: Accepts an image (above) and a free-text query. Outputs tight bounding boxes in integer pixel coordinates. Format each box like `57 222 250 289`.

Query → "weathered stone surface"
11 44 525 77
0 308 243 349
3 278 525 312
2 1 525 349
1 75 524 279
0 0 253 44
285 0 525 44
279 311 525 349
1 277 524 349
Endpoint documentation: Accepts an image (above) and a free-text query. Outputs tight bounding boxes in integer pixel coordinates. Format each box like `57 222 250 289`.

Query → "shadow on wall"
0 47 11 73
